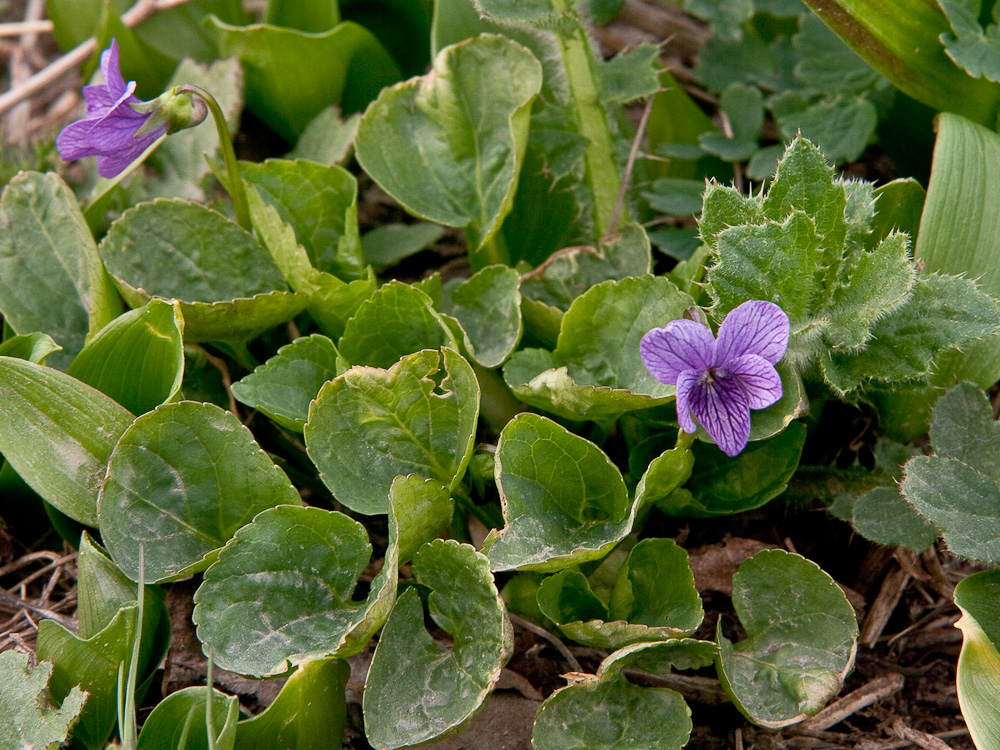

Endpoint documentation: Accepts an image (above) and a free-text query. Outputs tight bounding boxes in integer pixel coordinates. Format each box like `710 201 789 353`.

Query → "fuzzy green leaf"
851 486 940 552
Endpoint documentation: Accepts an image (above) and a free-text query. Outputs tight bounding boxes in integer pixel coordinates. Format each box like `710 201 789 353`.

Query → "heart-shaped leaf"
99 401 302 582
305 347 477 515
0 357 134 526
337 281 457 369
231 334 341 432
67 299 185 415
954 569 1000 750
355 34 542 267
99 200 304 342
363 539 511 750
483 413 634 572
438 265 522 368
716 549 859 728
0 172 121 370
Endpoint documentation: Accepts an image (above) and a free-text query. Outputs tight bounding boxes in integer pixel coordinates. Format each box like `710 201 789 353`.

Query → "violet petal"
675 369 699 434
641 320 716 386
100 39 129 100
714 300 789 366
687 375 751 457
726 354 783 410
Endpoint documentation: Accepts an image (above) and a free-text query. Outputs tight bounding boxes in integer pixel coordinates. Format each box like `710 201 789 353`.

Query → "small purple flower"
56 39 167 178
641 300 790 457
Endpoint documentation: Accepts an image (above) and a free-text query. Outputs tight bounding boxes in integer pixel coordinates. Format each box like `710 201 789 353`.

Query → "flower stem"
177 84 251 231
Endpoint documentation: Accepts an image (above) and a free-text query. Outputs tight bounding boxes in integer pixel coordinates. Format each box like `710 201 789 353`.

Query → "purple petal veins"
56 39 166 178
641 300 790 457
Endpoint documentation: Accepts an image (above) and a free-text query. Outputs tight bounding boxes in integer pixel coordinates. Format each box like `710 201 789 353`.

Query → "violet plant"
1 1 1000 749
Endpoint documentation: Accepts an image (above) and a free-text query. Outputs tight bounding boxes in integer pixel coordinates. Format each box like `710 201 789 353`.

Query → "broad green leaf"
245 183 375 339
916 113 1000 387
438 265 522 367
231 334 340 432
483 413 634 572
0 651 86 750
288 105 361 165
37 604 140 750
716 550 859 728
147 57 243 201
355 34 542 267
871 178 926 243
938 0 1000 82
67 299 185 415
99 401 302 583
793 12 885 94
0 171 121 369
240 158 363 279
644 178 708 215
136 686 239 750
658 422 806 517
361 222 444 270
305 348 477 514
193 476 451 676
337 281 457 368
506 276 693 422
825 232 914 350
954 570 1000 750
266 0 339 31
0 357 134 526
633 442 695 514
99 200 304 343
851 486 940 552
822 274 1000 394
532 639 715 750
929 381 1000 477
363 540 511 750
193 506 371 676
234 658 349 750
775 95 878 165
901 455 1000 564
537 570 610 625
800 0 1000 126
0 332 61 364
210 17 402 141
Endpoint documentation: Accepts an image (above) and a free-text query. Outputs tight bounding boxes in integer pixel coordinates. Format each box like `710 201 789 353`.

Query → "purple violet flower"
641 300 790 457
56 39 167 178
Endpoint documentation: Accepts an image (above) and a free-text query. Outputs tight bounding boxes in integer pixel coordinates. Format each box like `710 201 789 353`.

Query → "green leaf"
99 401 302 583
0 171 121 369
800 0 1000 126
658 422 806 517
938 0 1000 82
597 43 662 104
438 265 522 367
954 569 1000 750
136 686 239 750
363 540 511 750
37 604 140 750
266 0 339 31
483 413 634 572
354 34 542 267
825 232 914 350
505 275 693 422
210 17 402 141
234 658 349 750
716 550 859 728
792 12 885 94
0 357 134 526
231 334 340 432
901 455 1000 564
245 183 375 339
361 222 444 270
146 57 243 201
916 113 1000 388
305 348 477 514
929 381 1000 477
633 443 695 514
288 105 361 165
851 486 940 552
871 178 925 243
67 299 185 415
643 178 707 216
240 158 363 279
537 570 610 625
822 274 1000 394
0 332 61 364
532 639 714 750
0 651 86 750
337 281 457 368
99 200 304 343
774 95 878 165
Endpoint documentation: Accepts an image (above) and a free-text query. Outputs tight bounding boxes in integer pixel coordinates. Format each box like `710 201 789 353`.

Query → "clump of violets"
57 39 206 178
641 300 789 457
